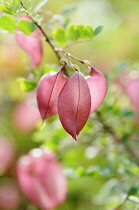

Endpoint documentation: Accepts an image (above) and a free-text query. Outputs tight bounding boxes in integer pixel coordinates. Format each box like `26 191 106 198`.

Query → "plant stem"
21 2 90 67
54 47 90 65
20 1 61 62
21 1 139 166
113 190 131 210
96 111 139 165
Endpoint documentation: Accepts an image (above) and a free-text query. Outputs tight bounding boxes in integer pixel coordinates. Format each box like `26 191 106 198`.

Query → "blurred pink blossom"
118 71 139 126
0 179 20 210
124 79 139 126
17 147 67 210
16 15 43 68
13 92 41 132
0 137 15 174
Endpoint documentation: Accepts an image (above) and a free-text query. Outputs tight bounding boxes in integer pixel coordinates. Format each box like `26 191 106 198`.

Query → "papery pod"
58 71 91 140
13 92 41 132
37 65 68 120
17 148 67 210
86 67 107 113
124 79 139 126
125 79 139 112
16 15 43 68
0 137 15 174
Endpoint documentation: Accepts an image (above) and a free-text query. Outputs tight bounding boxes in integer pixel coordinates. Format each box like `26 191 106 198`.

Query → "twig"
21 2 91 68
54 47 90 65
113 190 130 210
20 1 61 61
64 38 93 49
96 111 139 165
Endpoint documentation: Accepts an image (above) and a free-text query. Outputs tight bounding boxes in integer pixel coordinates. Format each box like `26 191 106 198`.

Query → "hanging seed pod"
58 71 91 140
37 65 68 120
124 79 139 126
16 15 43 68
17 148 67 210
86 67 107 113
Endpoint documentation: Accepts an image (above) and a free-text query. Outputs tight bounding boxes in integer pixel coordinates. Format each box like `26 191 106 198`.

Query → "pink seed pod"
13 92 41 132
58 71 91 140
17 148 67 210
124 79 139 113
117 70 139 126
0 137 15 174
37 65 68 120
86 67 107 114
124 79 139 126
0 179 20 210
16 15 43 68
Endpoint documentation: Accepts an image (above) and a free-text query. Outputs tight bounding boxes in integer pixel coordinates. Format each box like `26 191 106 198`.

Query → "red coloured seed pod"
37 65 68 120
86 67 107 114
58 71 91 140
17 148 67 210
16 15 43 68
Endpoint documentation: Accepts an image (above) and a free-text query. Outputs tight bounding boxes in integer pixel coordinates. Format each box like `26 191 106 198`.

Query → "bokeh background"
0 0 139 209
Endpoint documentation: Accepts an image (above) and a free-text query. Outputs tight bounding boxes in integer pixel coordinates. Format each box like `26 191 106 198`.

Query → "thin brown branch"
96 111 139 165
113 189 131 210
20 1 61 62
54 47 90 65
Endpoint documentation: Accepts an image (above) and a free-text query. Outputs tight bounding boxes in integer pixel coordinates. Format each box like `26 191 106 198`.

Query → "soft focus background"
0 0 139 209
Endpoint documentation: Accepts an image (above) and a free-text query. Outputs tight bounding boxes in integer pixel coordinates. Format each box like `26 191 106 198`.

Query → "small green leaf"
62 4 77 16
17 19 37 35
17 78 37 91
86 166 100 177
43 65 57 74
0 5 14 15
120 109 135 117
53 28 67 46
94 25 103 36
84 25 94 38
53 14 65 24
12 0 21 12
129 187 138 195
35 0 48 11
67 25 79 41
75 25 86 39
129 196 139 203
0 15 16 32
76 167 85 177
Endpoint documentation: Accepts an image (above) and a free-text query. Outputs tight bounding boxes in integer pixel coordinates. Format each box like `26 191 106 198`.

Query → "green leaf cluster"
0 15 37 34
52 24 94 46
0 0 21 14
0 5 14 15
68 24 94 40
